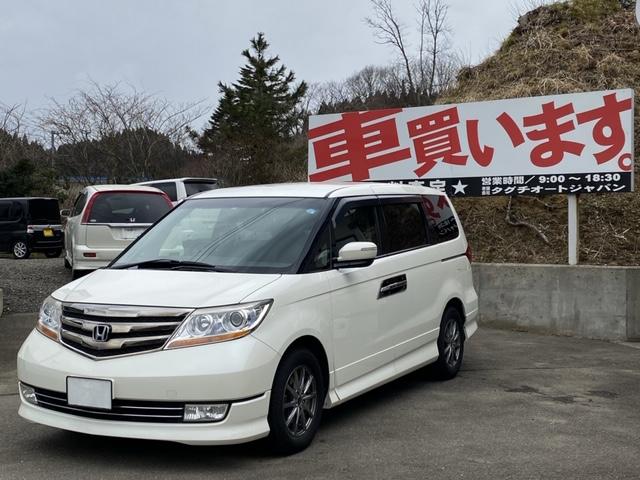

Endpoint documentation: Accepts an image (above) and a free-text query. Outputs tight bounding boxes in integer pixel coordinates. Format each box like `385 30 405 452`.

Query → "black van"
0 197 64 259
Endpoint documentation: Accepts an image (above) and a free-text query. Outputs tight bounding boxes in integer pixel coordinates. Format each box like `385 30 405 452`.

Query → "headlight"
164 300 272 349
36 296 62 341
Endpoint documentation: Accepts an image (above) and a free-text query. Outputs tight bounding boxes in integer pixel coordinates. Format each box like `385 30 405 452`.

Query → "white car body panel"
19 182 478 446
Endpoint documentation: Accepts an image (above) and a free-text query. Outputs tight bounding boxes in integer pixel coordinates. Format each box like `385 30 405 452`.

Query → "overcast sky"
0 0 521 128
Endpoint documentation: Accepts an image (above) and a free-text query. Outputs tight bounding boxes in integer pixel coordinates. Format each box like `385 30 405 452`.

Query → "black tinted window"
333 204 379 255
381 202 427 253
0 201 11 221
10 202 23 221
423 195 459 243
72 193 88 217
88 193 171 224
185 181 218 197
151 182 177 202
28 199 60 223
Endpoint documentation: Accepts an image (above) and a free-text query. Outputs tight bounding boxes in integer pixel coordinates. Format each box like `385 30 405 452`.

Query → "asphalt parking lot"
1 311 639 480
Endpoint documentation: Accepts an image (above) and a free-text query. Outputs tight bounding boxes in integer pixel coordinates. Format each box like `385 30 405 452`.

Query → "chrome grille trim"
59 303 192 359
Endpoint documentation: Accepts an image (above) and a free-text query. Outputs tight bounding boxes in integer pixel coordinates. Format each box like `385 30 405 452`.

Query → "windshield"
28 199 61 224
111 197 329 273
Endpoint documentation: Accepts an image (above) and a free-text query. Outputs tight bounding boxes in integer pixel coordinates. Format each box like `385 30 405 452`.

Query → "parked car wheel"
268 349 324 455
64 257 71 269
12 240 30 259
433 307 465 380
45 249 62 258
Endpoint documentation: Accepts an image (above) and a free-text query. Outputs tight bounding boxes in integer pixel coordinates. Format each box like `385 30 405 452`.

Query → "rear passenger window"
151 182 177 202
423 195 459 243
0 201 11 221
333 204 379 255
381 202 427 253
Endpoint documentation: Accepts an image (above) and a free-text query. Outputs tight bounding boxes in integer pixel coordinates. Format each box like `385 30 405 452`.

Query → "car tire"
45 249 62 258
432 306 465 380
64 257 71 269
12 240 30 259
267 349 324 455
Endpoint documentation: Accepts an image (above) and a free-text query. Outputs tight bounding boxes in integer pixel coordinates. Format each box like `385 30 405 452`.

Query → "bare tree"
365 0 416 98
39 82 208 183
418 0 450 100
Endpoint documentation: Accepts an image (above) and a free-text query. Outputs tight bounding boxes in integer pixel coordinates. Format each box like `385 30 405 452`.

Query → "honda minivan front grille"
59 304 192 358
30 385 186 423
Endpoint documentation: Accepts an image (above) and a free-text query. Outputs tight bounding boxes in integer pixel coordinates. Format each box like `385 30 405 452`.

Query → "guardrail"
473 263 640 341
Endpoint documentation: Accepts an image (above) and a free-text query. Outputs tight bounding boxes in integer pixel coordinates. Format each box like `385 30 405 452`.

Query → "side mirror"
334 241 377 269
60 209 71 218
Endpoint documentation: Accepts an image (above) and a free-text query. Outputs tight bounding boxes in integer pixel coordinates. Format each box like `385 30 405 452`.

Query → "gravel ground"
0 254 71 314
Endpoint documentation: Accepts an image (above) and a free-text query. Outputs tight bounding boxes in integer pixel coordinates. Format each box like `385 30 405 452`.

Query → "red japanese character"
466 119 494 166
576 92 632 165
499 102 585 167
308 109 411 182
407 107 467 176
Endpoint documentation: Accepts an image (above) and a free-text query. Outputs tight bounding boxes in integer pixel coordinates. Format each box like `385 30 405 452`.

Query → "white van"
134 177 219 205
17 182 478 454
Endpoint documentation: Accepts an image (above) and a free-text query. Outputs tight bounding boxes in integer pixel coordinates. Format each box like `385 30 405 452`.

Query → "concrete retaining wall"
472 263 640 341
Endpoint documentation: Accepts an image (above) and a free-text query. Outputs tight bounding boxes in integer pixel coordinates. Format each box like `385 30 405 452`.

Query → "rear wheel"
12 241 30 259
432 306 465 380
268 349 324 455
45 249 62 258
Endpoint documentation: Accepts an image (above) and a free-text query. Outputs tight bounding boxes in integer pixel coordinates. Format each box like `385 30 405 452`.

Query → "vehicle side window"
423 195 460 243
0 201 11 221
332 203 379 256
10 202 23 221
381 202 427 254
185 181 217 197
151 182 177 202
304 224 331 272
72 193 88 217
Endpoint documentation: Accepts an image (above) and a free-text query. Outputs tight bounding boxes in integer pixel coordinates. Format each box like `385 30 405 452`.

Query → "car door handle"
378 274 407 299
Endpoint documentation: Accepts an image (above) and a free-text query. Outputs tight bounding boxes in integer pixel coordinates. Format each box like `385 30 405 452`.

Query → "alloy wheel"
443 318 462 368
13 242 28 258
283 365 318 437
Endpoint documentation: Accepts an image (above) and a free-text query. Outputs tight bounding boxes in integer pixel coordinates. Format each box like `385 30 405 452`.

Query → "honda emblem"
92 324 111 342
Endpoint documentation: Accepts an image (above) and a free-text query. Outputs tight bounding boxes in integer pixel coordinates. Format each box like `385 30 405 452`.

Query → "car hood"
52 269 282 308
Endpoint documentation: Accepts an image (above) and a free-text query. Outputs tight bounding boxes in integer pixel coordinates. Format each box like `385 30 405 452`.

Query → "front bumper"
17 330 279 445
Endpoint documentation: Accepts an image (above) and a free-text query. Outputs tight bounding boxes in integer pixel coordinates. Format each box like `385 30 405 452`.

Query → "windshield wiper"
112 259 234 272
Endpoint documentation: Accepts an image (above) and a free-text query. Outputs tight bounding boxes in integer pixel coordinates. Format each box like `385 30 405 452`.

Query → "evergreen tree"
200 33 308 185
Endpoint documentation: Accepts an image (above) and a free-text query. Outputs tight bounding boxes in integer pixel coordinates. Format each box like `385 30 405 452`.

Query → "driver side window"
332 203 379 258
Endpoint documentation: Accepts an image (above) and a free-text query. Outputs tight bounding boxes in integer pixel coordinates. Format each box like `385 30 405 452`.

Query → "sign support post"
567 194 579 265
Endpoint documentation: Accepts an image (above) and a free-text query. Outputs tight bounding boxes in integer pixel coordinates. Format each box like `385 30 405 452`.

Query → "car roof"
135 177 218 184
194 182 444 199
87 185 165 193
0 197 58 201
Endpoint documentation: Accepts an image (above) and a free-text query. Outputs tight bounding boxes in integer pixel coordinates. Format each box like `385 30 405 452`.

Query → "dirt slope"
441 2 640 265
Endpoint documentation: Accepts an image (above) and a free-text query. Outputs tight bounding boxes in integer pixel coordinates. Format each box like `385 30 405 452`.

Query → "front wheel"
12 240 30 259
432 307 465 380
267 349 324 455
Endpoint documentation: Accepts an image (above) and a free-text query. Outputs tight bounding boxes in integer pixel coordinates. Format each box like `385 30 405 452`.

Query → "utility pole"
50 131 58 168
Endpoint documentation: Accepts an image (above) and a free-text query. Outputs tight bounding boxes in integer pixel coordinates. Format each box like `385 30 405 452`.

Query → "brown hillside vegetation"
441 0 640 265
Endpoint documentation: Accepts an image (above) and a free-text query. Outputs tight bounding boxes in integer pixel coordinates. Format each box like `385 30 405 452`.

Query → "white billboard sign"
307 89 634 197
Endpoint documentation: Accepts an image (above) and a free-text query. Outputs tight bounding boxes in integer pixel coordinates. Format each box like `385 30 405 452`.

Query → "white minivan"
62 185 173 278
18 182 478 454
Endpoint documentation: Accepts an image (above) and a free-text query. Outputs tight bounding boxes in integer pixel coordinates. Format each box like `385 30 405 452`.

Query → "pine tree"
200 33 308 185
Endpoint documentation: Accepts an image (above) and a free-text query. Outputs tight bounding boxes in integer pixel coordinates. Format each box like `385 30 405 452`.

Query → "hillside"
441 1 640 265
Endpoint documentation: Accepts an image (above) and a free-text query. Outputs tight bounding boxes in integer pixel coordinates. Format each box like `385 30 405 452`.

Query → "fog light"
183 403 228 422
20 383 37 405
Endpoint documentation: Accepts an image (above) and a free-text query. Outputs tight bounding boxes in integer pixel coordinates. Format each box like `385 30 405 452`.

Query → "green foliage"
571 0 620 21
0 159 61 199
200 33 308 185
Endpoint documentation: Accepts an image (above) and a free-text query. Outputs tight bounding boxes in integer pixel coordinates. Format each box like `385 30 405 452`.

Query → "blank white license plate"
122 228 142 240
67 377 112 410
